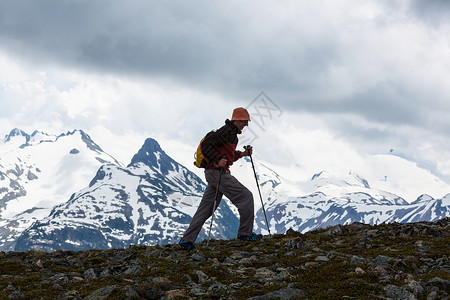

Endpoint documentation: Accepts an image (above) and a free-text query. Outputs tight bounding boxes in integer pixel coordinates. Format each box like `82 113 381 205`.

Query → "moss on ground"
0 219 448 299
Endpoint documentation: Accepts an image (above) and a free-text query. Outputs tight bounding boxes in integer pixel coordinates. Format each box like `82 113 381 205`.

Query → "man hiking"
179 107 262 250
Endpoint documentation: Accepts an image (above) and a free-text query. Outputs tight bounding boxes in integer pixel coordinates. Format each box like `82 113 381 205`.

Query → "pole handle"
244 145 253 157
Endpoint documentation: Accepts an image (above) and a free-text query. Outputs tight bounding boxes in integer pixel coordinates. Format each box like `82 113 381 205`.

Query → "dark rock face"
128 138 173 174
1 218 449 299
69 148 79 154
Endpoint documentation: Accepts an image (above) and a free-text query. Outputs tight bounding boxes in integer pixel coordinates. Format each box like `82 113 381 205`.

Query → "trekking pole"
207 168 223 246
245 145 271 236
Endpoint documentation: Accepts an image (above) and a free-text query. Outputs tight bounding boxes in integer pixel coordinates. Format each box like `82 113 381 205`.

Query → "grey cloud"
343 83 427 125
275 82 426 125
0 1 340 95
380 0 450 25
0 1 245 81
1 0 449 134
408 0 450 24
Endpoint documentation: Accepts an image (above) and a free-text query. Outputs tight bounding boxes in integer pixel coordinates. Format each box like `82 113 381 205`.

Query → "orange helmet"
231 107 251 121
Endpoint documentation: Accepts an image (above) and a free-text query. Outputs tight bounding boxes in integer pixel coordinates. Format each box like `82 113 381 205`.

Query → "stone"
153 277 171 284
239 255 257 265
83 268 97 279
425 277 450 290
255 267 276 283
248 288 306 299
4 284 16 292
274 269 293 282
84 285 117 300
315 255 329 262
7 291 25 299
62 290 80 299
123 264 143 275
304 262 319 268
351 255 367 265
99 267 112 277
230 252 244 260
207 283 228 294
384 284 416 300
393 259 409 272
405 280 424 297
72 276 84 281
223 257 237 265
192 270 210 285
209 257 220 267
191 252 206 262
190 287 207 297
123 285 139 298
324 224 348 235
285 228 296 236
165 289 187 299
36 259 44 268
375 255 393 267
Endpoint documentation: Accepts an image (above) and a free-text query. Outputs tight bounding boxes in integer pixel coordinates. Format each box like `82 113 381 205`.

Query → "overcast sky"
1 0 450 187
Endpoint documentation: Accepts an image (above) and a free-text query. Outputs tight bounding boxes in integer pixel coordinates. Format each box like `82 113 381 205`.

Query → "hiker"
179 107 262 250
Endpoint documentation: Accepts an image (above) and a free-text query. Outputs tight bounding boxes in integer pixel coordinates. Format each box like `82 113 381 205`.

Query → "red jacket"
204 119 244 172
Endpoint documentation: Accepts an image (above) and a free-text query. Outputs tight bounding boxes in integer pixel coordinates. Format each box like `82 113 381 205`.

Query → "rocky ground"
0 218 449 299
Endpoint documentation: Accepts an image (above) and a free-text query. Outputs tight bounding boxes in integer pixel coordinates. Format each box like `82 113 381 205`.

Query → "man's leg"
219 172 254 236
182 171 223 243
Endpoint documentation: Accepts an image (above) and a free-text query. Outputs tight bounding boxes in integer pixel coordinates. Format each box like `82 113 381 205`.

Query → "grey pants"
182 169 254 243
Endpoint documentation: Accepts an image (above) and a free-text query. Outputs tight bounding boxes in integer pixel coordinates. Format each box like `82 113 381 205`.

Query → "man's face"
234 120 249 131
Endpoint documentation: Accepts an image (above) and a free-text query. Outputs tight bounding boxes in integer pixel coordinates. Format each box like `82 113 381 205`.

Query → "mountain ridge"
14 137 239 251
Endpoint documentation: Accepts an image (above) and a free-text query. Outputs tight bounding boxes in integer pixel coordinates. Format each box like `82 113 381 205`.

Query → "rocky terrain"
0 218 449 299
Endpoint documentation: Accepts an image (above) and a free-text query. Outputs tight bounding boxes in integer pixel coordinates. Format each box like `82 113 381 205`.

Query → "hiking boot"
237 233 263 241
179 239 196 250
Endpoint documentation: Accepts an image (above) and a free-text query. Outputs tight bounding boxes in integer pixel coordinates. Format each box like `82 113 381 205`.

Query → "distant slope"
0 129 120 250
253 167 450 234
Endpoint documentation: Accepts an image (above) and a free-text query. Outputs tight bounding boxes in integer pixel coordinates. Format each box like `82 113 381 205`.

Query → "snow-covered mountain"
2 128 449 252
252 162 450 235
15 138 239 251
0 128 120 250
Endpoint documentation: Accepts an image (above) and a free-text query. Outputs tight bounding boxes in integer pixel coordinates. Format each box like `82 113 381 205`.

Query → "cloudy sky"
1 0 450 190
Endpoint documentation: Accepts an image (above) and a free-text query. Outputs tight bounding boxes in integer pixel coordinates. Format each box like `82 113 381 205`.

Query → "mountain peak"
8 128 28 136
412 194 434 204
310 170 371 189
128 138 176 174
79 130 103 153
55 130 103 153
4 128 30 143
141 138 163 153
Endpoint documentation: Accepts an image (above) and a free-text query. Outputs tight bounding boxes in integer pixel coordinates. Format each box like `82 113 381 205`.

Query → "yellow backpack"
194 131 218 168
